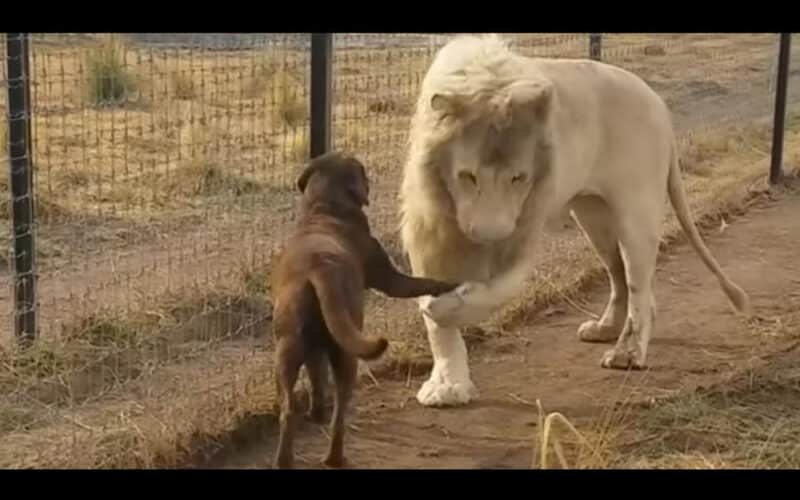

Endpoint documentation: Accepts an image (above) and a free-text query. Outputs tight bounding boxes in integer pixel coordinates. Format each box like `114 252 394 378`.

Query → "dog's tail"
308 267 389 360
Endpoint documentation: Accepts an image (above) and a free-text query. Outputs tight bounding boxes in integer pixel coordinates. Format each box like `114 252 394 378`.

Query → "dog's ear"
358 162 369 195
348 159 370 207
296 160 318 193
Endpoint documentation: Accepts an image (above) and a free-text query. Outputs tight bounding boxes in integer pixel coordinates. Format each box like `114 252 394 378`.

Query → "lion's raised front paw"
600 348 646 371
416 376 478 407
420 282 489 328
419 290 463 326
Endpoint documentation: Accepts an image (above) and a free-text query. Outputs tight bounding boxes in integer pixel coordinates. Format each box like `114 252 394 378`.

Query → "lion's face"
442 117 538 244
428 78 553 244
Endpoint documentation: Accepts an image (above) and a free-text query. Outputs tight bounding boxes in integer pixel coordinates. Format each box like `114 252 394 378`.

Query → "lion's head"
426 76 555 244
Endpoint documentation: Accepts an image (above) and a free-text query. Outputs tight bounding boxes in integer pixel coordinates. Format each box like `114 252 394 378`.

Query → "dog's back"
270 214 387 360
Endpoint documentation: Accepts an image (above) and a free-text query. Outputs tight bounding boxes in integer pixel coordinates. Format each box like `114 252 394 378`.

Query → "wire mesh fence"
787 35 800 173
0 33 797 468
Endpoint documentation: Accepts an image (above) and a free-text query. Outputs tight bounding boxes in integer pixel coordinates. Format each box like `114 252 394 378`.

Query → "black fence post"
5 33 37 346
310 33 333 159
770 33 792 185
589 33 602 61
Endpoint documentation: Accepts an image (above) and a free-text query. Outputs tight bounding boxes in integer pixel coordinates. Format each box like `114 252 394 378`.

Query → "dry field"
0 33 799 469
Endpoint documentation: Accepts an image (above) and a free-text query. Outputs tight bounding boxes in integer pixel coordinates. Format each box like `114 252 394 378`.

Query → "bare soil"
206 191 800 469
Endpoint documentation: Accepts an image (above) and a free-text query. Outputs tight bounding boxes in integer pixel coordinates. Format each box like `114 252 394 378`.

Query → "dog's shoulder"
278 213 372 271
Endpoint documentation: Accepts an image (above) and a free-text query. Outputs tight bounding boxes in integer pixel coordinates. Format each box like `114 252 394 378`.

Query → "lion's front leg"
403 235 489 407
416 315 479 407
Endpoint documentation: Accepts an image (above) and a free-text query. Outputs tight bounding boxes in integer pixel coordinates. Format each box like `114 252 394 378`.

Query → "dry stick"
18 384 98 433
361 362 380 387
550 434 570 469
508 392 537 407
532 399 604 470
531 399 546 468
540 274 600 321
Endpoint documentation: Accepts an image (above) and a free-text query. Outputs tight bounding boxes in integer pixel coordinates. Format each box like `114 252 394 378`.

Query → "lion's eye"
511 173 526 184
458 171 478 186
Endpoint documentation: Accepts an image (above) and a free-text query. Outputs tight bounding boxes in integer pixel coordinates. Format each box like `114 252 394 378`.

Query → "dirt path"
208 193 800 469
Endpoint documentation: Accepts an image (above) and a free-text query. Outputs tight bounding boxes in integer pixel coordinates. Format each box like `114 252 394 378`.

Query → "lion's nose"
467 220 515 243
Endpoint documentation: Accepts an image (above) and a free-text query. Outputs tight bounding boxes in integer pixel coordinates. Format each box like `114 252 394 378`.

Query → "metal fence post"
770 33 792 185
5 33 37 346
589 33 602 61
310 33 333 158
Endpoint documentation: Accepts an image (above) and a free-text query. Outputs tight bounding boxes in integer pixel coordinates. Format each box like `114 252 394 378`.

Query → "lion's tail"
308 267 389 360
666 141 752 317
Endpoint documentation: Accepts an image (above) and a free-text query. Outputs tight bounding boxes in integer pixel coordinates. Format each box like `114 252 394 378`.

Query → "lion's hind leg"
599 196 663 371
571 196 629 344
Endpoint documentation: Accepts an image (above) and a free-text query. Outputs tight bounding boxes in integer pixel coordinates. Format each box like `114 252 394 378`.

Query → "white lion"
399 34 752 408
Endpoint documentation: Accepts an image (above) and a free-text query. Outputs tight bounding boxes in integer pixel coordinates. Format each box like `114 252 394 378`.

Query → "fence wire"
0 33 797 468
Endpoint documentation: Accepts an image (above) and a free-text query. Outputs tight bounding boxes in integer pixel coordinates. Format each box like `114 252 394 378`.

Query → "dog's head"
297 151 370 208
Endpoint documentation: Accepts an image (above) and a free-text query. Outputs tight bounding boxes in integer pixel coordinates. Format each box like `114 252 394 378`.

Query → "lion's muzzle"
463 218 516 244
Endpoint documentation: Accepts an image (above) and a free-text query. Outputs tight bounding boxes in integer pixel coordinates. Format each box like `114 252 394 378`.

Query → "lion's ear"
431 93 465 117
430 93 451 112
504 79 554 121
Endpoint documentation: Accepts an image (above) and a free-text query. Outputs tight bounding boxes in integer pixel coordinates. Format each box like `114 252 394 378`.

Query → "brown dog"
269 151 459 469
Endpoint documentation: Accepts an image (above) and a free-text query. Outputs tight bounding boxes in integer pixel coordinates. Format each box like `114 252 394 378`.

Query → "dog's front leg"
365 236 459 299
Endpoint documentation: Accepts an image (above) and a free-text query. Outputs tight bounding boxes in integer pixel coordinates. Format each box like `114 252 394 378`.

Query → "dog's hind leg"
305 349 329 424
273 336 304 469
322 346 357 468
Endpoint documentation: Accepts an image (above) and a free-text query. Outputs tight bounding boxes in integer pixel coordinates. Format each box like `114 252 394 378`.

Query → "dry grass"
22 43 312 226
0 281 269 406
171 71 197 101
603 332 800 469
18 33 781 230
528 306 800 470
530 400 608 469
84 37 137 108
270 73 308 128
0 261 272 467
